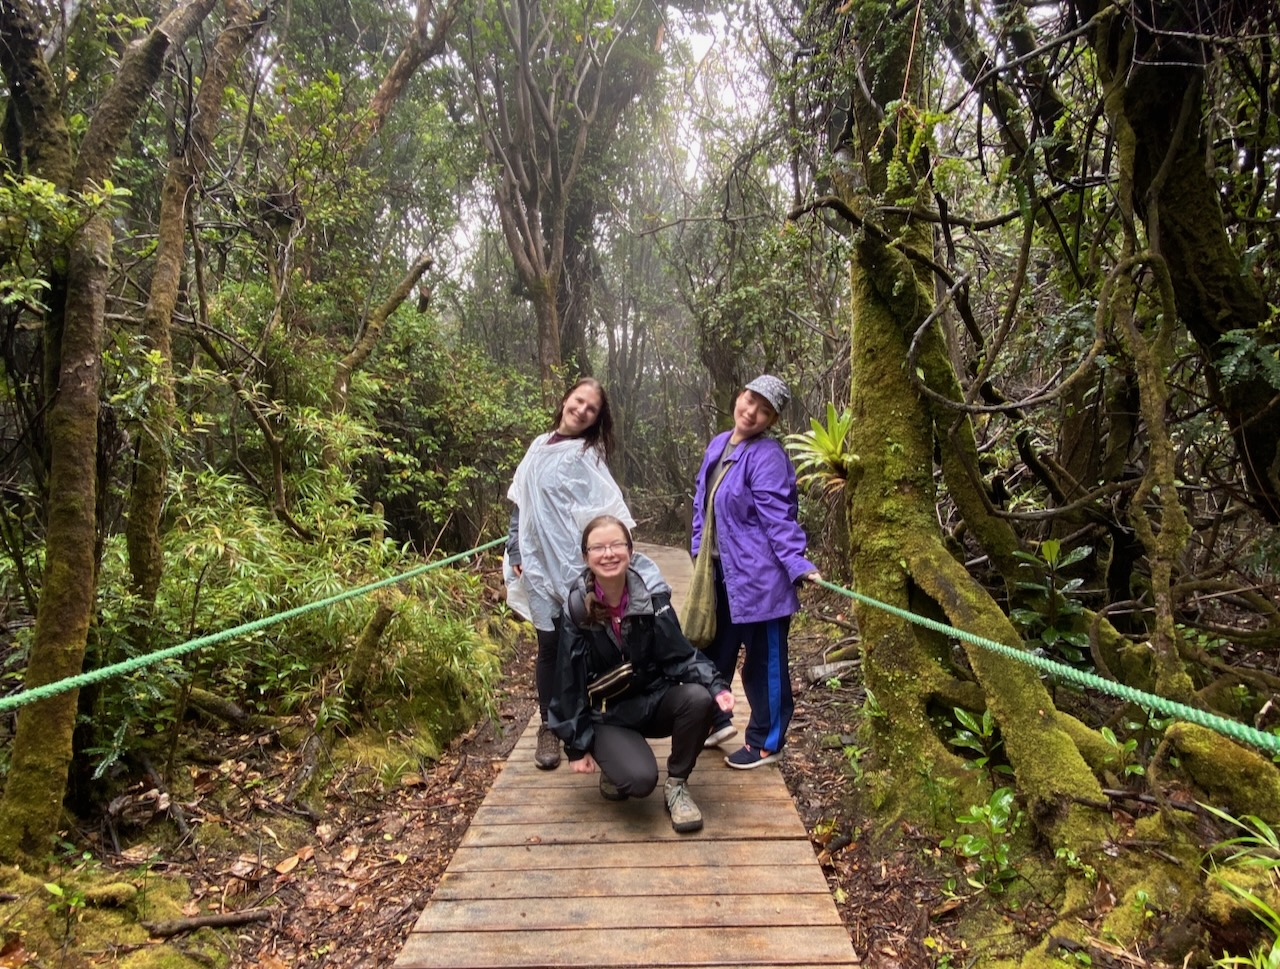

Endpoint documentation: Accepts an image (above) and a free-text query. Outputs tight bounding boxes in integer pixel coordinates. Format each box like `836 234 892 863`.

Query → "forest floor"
169 605 957 969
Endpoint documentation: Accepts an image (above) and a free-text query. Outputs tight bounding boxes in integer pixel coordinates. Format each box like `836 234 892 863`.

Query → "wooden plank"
471 795 803 828
431 863 833 900
395 926 859 968
446 839 817 872
410 893 842 932
491 766 788 791
479 783 792 807
457 818 801 847
510 733 675 751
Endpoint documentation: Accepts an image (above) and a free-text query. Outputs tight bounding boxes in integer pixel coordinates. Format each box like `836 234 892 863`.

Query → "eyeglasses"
585 541 630 556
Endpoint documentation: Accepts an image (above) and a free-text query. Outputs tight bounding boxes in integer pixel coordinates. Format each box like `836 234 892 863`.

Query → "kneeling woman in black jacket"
549 515 735 833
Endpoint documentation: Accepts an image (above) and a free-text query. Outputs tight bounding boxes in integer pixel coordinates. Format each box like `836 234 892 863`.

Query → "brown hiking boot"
664 777 703 833
534 722 561 770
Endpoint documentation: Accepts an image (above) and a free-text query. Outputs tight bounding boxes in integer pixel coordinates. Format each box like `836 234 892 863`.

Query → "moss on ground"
0 862 226 969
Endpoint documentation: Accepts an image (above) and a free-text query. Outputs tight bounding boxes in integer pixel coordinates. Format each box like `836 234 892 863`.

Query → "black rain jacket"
548 566 728 760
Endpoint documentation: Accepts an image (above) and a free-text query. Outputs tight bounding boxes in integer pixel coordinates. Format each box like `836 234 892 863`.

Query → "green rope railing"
0 537 506 715
815 578 1280 757
6 536 1274 759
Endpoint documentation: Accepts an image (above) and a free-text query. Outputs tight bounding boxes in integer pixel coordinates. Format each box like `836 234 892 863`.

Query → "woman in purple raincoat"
691 375 821 769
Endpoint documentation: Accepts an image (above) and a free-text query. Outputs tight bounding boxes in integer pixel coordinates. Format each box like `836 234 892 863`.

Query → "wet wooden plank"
411 893 843 932
432 863 832 900
471 795 798 827
446 839 817 872
456 818 803 847
395 925 859 968
481 779 791 805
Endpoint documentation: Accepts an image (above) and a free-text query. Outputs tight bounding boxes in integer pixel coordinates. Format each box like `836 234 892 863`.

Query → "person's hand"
803 570 822 584
714 689 735 713
513 563 523 578
571 753 597 774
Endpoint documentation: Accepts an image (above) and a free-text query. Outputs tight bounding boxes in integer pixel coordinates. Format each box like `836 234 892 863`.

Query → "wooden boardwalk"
394 543 860 968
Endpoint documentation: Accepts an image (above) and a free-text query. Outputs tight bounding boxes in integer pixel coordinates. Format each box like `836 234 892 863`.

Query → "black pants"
535 620 562 720
591 683 716 798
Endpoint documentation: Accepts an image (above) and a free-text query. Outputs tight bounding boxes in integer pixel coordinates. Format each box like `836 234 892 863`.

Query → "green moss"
120 945 225 969
1168 723 1280 820
333 720 444 787
1091 814 1203 959
1202 867 1280 929
0 860 225 968
84 882 139 907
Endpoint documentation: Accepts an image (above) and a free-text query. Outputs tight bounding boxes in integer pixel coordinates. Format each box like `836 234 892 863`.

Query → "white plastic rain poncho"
504 433 664 630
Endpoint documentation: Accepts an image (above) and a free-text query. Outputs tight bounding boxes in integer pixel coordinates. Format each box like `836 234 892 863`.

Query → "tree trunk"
832 0 1108 869
530 276 562 397
0 215 109 861
344 599 398 704
1090 4 1280 521
128 0 265 607
363 0 458 140
331 254 435 413
0 0 217 865
846 231 1109 849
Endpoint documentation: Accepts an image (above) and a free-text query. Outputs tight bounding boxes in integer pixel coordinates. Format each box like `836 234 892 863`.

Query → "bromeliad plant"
784 403 857 497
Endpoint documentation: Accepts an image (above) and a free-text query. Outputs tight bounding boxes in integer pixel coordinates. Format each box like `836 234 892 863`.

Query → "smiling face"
730 389 778 443
582 520 632 582
556 383 603 437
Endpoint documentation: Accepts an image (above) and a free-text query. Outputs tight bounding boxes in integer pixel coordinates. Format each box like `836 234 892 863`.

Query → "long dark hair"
552 377 614 458
580 515 633 624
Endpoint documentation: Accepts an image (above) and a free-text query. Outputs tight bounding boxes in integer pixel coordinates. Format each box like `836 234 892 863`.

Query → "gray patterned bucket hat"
744 374 790 414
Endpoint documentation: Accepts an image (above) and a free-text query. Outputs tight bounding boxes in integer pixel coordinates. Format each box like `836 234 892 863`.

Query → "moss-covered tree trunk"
846 232 1108 847
0 0 217 865
835 0 1108 864
330 254 435 413
1083 0 1280 522
344 598 398 705
0 216 110 862
128 0 264 608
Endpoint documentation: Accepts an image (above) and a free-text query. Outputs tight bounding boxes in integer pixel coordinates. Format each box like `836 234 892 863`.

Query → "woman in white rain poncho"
505 377 665 770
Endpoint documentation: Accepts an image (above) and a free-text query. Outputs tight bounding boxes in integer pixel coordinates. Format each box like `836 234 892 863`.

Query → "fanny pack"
587 662 634 707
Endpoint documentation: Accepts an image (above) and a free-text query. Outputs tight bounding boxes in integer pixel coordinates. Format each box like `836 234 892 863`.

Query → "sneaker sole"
724 751 781 770
670 817 703 833
703 725 738 748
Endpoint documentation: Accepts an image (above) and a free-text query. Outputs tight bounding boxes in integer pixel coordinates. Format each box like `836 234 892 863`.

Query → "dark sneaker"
724 744 780 770
534 722 561 770
703 723 738 748
599 774 627 801
663 777 703 833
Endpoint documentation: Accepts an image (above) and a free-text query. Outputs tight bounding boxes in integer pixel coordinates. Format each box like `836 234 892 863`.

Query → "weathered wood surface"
394 544 860 967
